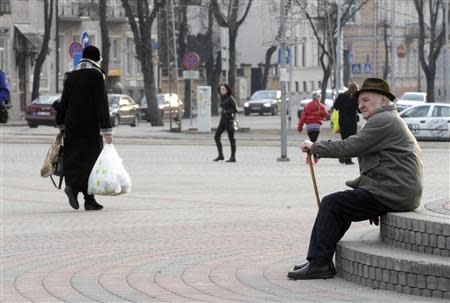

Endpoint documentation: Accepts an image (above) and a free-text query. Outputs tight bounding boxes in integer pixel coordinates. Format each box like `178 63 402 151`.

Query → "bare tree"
99 0 110 90
211 0 253 93
31 0 53 101
261 46 276 89
121 0 163 126
413 0 448 102
296 0 369 102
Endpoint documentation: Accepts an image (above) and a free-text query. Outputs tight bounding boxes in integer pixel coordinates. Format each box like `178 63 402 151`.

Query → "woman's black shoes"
64 186 79 209
84 197 103 211
226 155 236 162
213 155 224 161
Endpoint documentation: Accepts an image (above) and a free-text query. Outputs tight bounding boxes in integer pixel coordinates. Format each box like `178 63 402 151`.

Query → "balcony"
59 0 127 23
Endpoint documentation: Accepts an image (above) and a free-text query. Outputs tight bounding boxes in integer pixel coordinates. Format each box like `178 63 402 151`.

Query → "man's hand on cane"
103 133 113 144
300 139 313 153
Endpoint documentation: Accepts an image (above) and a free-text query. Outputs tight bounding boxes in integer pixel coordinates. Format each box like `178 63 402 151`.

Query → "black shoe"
344 161 354 165
293 261 308 271
84 197 103 211
338 158 345 164
226 156 236 162
213 155 224 161
287 261 336 280
64 186 79 210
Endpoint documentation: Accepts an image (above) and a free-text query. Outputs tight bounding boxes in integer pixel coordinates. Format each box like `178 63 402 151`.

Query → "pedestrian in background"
0 69 10 123
213 83 238 162
297 91 330 164
288 78 422 280
333 82 359 165
56 45 113 211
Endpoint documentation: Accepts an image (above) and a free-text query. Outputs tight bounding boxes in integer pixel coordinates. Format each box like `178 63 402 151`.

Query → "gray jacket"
311 105 423 211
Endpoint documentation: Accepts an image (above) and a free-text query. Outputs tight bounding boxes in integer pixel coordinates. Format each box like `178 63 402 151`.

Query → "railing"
59 0 126 19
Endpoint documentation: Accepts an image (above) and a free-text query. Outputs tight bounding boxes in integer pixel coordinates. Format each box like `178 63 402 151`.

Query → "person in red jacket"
297 91 330 163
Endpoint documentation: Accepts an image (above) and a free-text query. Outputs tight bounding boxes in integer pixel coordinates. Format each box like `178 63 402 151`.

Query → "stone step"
380 203 450 257
336 227 450 300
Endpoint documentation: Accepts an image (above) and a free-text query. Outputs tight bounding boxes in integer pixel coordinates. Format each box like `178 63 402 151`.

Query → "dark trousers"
214 118 236 156
307 130 320 143
307 188 393 263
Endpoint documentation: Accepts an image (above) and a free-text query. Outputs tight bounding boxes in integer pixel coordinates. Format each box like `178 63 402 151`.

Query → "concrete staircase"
336 199 450 300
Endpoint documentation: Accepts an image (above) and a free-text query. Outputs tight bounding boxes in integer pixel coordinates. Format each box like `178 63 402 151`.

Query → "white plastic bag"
88 144 132 195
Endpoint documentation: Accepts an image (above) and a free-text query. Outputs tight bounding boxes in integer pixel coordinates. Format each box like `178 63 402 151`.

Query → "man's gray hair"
312 91 321 100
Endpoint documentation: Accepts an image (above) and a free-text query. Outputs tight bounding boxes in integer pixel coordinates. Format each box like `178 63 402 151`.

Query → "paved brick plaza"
1 120 449 302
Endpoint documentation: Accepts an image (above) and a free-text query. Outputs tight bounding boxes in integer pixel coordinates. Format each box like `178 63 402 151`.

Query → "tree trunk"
99 0 110 90
262 46 276 89
31 0 53 101
321 65 332 103
143 66 163 126
228 30 237 93
425 70 436 102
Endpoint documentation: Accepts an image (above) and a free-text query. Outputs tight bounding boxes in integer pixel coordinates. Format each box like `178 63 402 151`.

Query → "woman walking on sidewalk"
213 83 238 162
297 91 330 164
333 82 359 165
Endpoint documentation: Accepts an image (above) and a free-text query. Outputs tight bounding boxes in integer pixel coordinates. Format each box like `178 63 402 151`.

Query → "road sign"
81 32 89 48
181 52 200 70
278 47 291 65
183 70 199 79
351 63 361 74
364 63 373 74
68 41 83 59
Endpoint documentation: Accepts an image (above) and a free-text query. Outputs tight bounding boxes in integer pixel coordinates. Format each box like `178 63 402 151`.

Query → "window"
112 39 120 61
310 81 315 90
345 0 357 23
302 38 307 67
303 81 307 92
0 0 11 15
126 38 134 76
295 81 299 92
0 37 9 73
432 106 450 118
401 106 430 118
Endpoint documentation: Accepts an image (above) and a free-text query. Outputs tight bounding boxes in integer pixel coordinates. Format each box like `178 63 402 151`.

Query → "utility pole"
288 9 293 130
335 0 341 94
390 0 396 96
444 0 449 102
55 0 59 92
278 0 289 162
170 0 181 130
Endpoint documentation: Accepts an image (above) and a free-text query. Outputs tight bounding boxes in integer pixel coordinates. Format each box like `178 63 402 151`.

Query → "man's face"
358 92 387 119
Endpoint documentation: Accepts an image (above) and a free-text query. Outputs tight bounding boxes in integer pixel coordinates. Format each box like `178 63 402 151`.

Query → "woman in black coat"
213 83 238 162
56 46 113 211
333 82 359 165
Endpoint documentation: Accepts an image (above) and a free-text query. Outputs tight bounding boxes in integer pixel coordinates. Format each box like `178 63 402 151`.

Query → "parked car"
244 90 281 115
108 94 140 127
395 92 427 113
139 93 183 121
25 94 61 128
297 89 337 119
399 103 450 141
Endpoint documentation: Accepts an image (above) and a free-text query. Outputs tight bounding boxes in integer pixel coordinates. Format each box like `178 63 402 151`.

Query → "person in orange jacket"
297 91 330 163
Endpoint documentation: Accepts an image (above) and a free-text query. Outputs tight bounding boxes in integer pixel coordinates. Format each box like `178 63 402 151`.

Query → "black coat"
333 92 358 139
55 60 112 192
219 94 238 121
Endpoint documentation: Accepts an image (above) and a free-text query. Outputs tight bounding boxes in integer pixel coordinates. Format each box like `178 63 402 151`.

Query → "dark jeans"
214 118 236 156
307 130 320 143
307 188 394 263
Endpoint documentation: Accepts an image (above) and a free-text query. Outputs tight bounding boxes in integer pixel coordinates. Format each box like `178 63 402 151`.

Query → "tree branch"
237 0 253 26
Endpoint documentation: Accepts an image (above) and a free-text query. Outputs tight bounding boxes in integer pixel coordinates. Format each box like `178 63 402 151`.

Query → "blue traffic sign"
68 41 83 59
352 64 361 74
81 32 90 48
364 63 373 74
278 47 291 65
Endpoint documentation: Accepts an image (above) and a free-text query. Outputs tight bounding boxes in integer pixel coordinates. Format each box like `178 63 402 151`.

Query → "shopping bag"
87 144 132 196
331 109 340 134
41 132 63 178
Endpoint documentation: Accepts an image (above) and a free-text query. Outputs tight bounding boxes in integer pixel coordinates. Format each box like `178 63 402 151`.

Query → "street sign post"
69 41 83 67
181 52 200 127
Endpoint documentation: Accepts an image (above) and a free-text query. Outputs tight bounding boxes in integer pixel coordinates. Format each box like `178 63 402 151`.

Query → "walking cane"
307 151 321 208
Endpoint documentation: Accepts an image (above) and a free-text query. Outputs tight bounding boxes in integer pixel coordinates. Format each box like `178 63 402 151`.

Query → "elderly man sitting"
288 78 423 280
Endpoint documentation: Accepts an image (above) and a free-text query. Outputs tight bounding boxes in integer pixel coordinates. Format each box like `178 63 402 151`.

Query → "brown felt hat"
353 78 396 101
